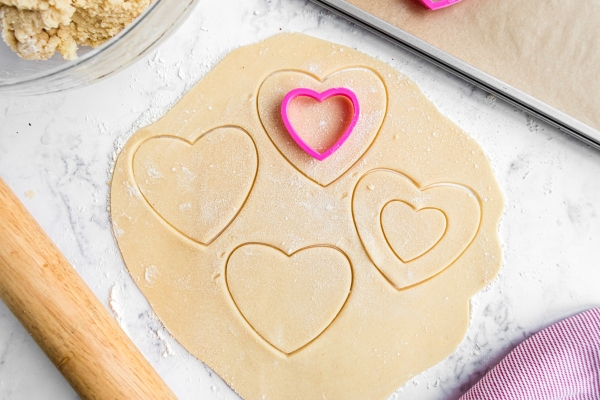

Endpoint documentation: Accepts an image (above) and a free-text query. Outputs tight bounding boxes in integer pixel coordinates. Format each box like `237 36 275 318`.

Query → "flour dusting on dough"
124 180 141 199
112 220 124 238
144 265 158 283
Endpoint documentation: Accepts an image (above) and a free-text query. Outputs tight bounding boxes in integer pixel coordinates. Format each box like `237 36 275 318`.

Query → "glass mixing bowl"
0 0 199 96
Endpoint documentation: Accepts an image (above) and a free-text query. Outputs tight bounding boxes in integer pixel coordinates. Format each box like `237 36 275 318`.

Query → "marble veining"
1 0 599 399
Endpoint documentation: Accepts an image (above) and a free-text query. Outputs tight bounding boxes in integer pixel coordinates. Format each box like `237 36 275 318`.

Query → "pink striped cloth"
461 307 600 400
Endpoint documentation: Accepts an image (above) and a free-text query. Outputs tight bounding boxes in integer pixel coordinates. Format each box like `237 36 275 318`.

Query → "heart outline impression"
257 68 387 187
132 126 259 245
225 243 353 355
380 201 447 263
352 169 481 289
281 87 360 161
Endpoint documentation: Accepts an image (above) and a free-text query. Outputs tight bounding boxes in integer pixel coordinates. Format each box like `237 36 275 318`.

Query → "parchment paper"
345 0 600 131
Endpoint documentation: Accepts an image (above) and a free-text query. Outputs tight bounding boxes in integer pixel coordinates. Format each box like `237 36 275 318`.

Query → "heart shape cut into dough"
133 127 258 245
353 169 481 289
226 244 352 354
258 69 386 186
381 201 447 263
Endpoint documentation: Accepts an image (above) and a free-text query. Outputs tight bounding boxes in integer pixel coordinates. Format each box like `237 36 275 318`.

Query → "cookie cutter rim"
280 87 361 161
419 0 462 10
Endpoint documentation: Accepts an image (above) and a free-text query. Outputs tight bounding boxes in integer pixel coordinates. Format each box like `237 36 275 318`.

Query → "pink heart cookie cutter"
281 87 360 161
418 0 461 10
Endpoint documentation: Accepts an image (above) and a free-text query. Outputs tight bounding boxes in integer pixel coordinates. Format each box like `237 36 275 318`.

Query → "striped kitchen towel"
461 307 600 400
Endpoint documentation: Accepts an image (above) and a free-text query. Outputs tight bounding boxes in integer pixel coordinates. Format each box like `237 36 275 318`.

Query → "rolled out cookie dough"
111 33 503 399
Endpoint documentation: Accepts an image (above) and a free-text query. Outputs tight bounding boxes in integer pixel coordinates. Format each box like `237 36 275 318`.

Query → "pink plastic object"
281 87 360 161
418 0 461 10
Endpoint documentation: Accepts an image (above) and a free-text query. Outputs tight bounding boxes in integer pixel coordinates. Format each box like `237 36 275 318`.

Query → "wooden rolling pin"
0 178 177 400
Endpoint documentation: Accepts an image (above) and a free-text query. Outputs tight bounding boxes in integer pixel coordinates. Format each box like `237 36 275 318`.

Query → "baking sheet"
311 0 600 150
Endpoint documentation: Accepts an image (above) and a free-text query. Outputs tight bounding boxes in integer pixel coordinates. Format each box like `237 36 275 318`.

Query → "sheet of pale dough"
111 33 503 399
345 0 600 132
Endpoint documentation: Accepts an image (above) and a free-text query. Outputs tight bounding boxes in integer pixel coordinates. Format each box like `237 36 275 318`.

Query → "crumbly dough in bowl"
0 0 149 60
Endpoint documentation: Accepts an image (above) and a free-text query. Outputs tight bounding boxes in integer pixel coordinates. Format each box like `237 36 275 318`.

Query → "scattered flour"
112 220 125 238
145 161 163 179
144 265 159 283
108 279 127 329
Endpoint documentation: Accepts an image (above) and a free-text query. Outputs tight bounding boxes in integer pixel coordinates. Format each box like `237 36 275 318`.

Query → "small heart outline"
380 201 447 263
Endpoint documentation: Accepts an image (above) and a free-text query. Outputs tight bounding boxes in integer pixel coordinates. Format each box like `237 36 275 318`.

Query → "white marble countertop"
1 0 599 399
